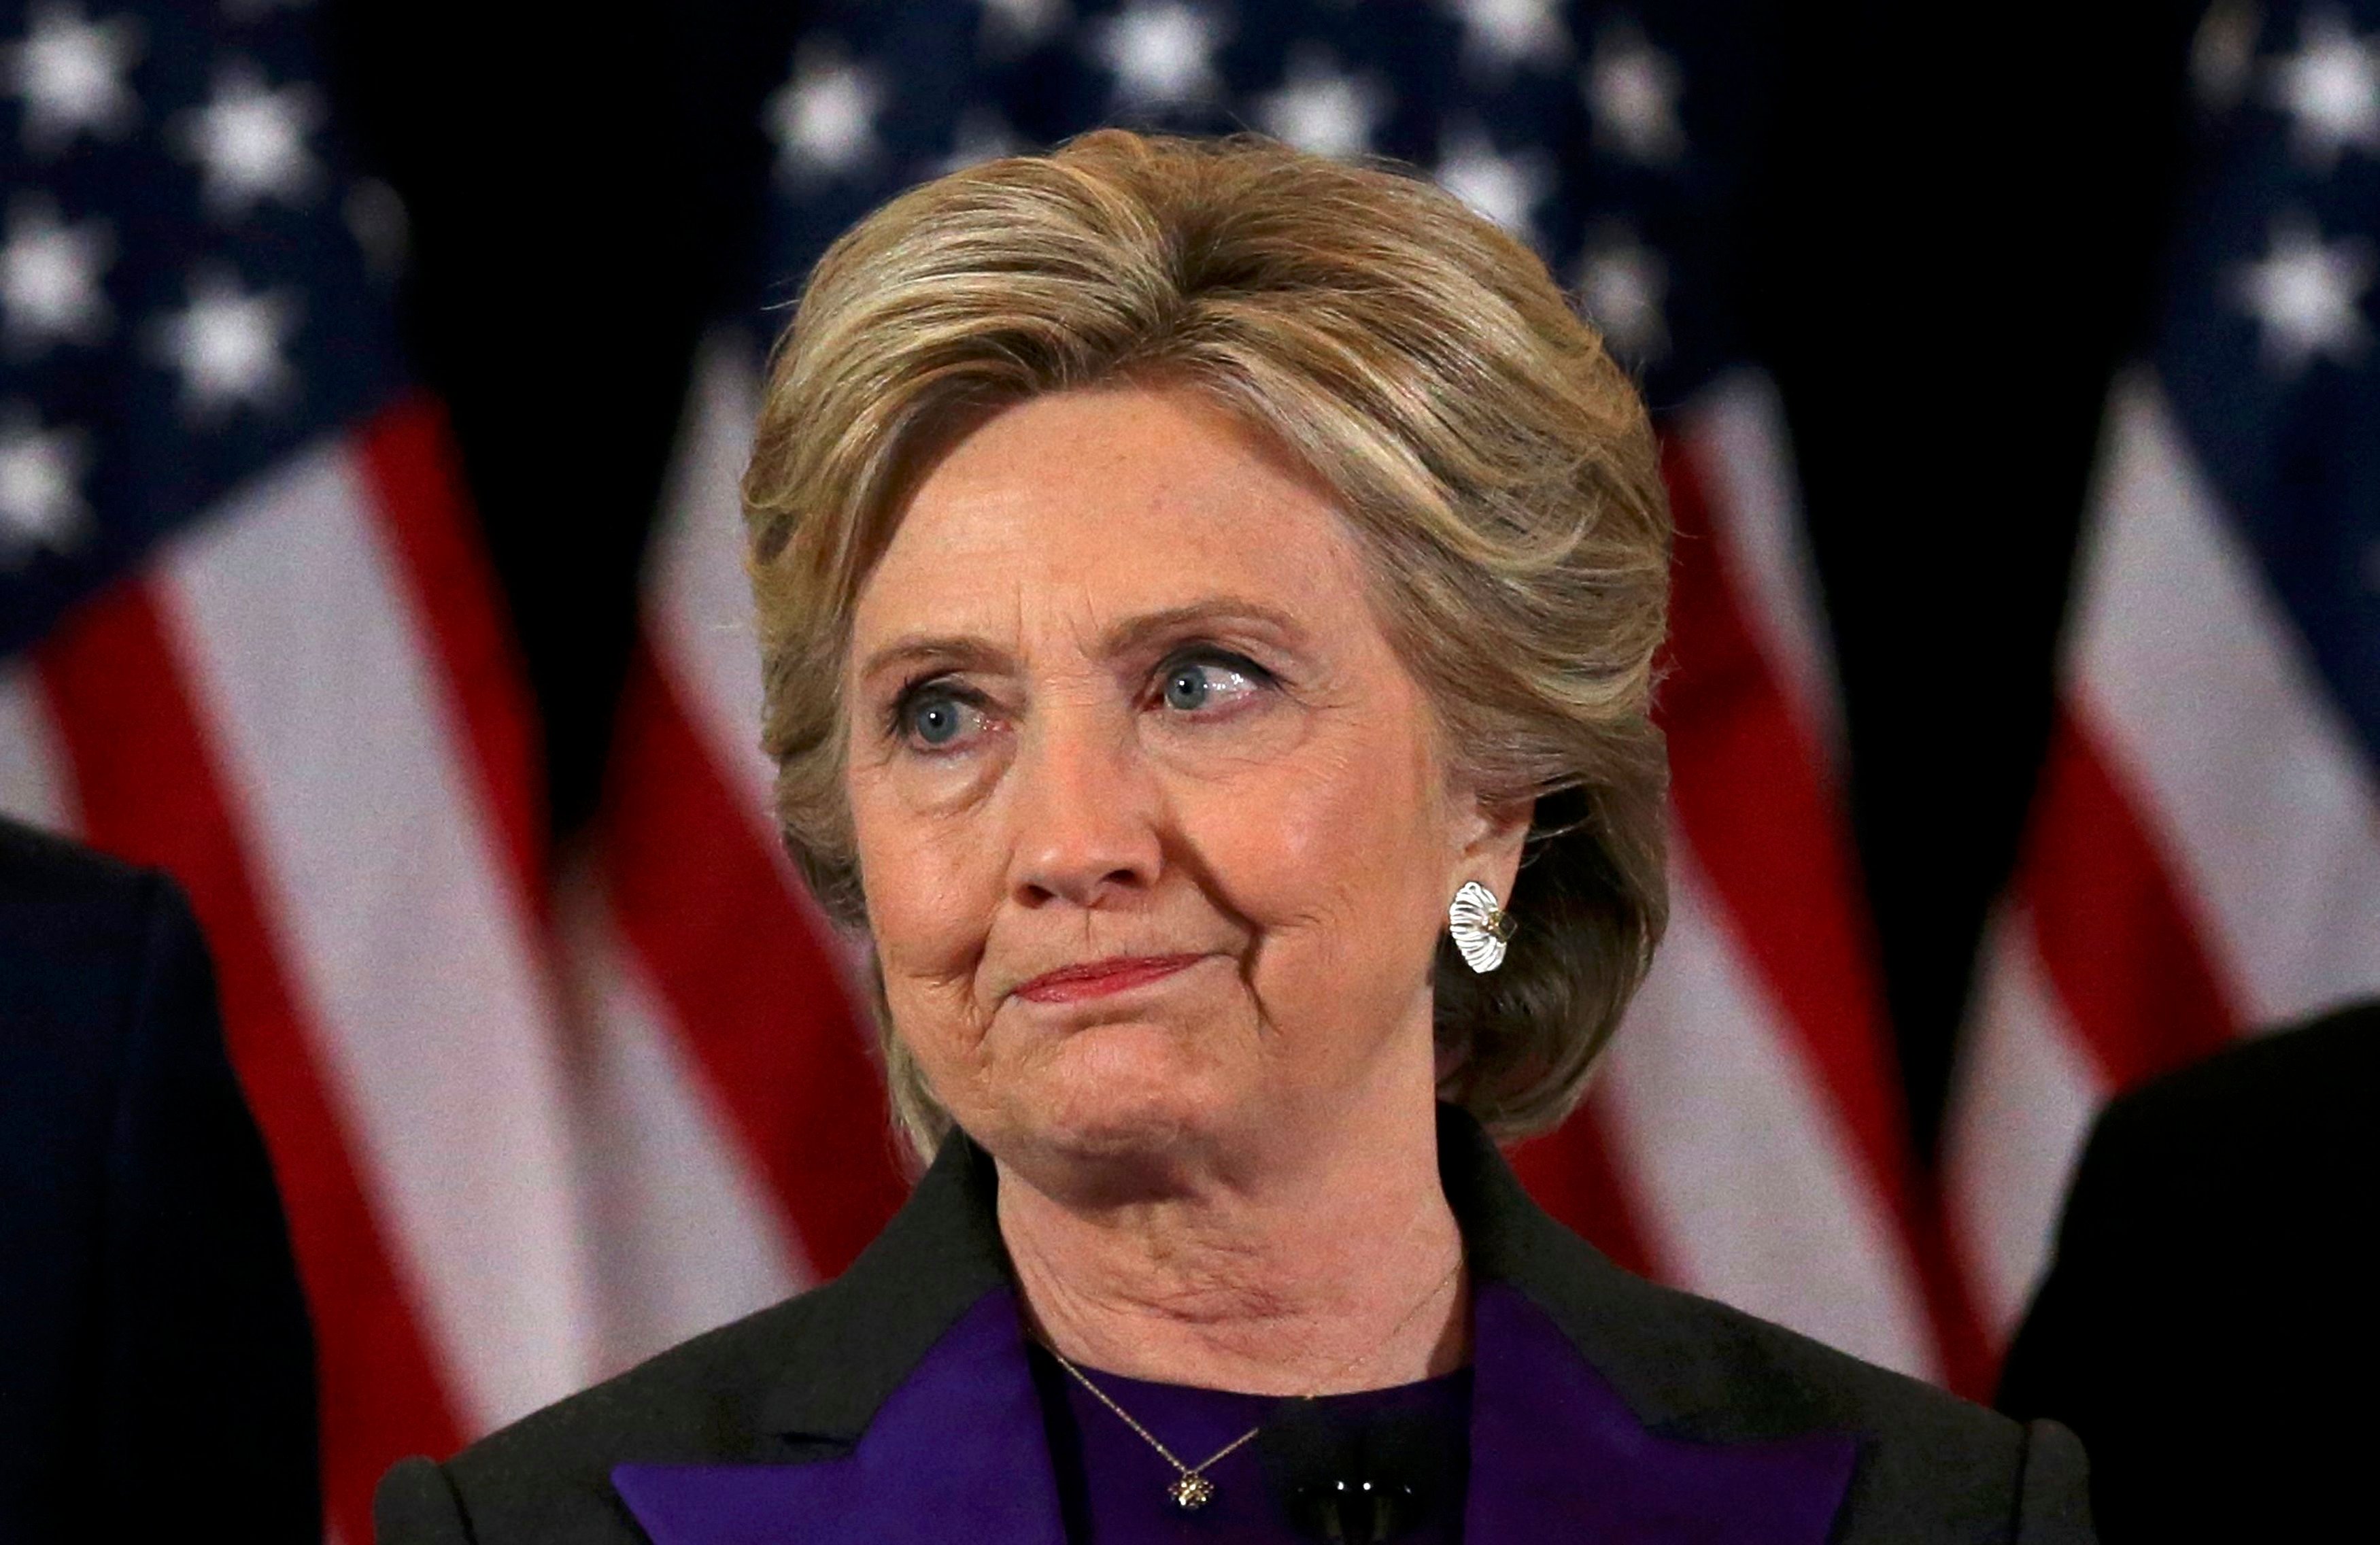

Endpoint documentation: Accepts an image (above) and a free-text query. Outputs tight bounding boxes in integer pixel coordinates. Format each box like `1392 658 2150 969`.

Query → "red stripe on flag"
356 395 548 905
1655 442 1992 1395
1509 1096 1661 1281
37 582 464 1543
602 639 909 1278
1656 441 1906 1231
2018 707 2240 1085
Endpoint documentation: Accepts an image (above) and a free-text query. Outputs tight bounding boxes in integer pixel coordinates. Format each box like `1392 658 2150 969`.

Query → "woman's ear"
1454 789 1533 904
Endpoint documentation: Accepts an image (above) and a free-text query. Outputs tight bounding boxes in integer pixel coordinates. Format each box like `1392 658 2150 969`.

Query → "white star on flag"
1 1 143 156
936 105 1026 174
979 0 1069 54
1433 122 1553 243
152 266 302 419
766 41 885 184
1258 44 1389 160
2266 5 2380 167
1092 0 1227 110
1585 21 1686 165
0 406 91 561
1444 0 1569 77
1 194 113 353
173 59 326 218
2232 214 2374 375
1576 222 1671 363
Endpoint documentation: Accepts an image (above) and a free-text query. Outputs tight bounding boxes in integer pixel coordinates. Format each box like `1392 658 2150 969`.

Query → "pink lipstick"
1013 954 1206 1004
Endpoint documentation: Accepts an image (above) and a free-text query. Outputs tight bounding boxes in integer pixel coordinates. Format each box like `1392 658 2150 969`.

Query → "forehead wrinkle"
1049 580 1106 671
854 389 1364 689
849 514 1031 685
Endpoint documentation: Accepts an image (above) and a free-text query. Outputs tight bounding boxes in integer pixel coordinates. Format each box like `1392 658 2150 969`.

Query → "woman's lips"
1013 953 1207 1004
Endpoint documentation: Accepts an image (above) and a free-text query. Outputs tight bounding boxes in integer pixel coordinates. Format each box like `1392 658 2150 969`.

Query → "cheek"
848 772 998 993
861 834 1000 1101
1200 707 1450 994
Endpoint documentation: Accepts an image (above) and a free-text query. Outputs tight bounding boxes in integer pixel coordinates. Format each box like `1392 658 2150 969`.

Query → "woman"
379 132 2091 1544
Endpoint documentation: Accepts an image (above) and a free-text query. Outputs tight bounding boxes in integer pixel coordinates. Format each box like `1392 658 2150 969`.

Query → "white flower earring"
1448 881 1516 974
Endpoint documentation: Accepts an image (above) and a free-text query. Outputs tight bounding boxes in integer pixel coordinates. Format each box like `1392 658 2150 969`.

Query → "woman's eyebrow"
1098 598 1310 656
857 598 1310 687
855 636 1008 687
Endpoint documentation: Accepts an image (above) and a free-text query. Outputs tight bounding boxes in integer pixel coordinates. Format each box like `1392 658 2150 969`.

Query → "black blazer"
1999 1000 2377 1543
380 1106 2091 1543
0 818 317 1541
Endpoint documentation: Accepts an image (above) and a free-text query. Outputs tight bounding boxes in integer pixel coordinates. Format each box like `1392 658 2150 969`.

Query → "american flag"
583 0 1986 1406
1946 0 2380 1351
1 1 596 1538
29 0 2332 1533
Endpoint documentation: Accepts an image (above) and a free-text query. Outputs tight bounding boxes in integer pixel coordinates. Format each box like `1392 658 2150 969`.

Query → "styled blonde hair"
745 131 1671 1159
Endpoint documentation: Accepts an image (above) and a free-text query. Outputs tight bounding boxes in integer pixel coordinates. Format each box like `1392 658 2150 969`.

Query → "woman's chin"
991 1036 1251 1178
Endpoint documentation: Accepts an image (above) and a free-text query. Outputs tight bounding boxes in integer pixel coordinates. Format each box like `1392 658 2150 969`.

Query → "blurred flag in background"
585 0 1981 1397
6 0 2367 1532
0 1 594 1535
1946 0 2380 1351
557 319 906 1376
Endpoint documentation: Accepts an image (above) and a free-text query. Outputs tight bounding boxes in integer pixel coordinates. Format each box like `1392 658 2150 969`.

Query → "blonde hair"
745 131 1671 1159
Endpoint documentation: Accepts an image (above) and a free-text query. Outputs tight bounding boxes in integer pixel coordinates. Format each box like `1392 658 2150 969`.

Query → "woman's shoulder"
1450 1104 2092 1538
1531 1252 2091 1542
1591 1256 1994 1438
373 1286 836 1544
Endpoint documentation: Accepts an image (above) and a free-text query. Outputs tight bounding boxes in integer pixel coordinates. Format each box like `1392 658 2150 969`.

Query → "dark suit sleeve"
1995 1096 2142 1529
98 873 319 1540
2013 1419 2094 1544
377 1456 477 1544
1997 1007 2376 1543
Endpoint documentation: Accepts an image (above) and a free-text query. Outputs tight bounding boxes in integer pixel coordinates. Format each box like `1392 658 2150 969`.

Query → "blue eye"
1157 652 1272 713
909 697 964 745
1163 663 1214 711
892 683 983 750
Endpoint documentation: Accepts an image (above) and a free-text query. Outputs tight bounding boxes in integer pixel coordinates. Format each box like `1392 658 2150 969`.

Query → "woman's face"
844 385 1523 1191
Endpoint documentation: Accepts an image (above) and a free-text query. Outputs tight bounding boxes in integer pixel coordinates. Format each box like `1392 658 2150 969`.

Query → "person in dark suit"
380 132 2092 1543
0 816 318 1541
1999 999 2375 1543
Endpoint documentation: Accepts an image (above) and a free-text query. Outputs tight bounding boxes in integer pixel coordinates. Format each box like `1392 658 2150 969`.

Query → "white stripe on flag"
1681 368 1844 759
1941 906 2102 1338
1599 838 1939 1380
156 437 595 1430
0 664 71 831
647 331 870 994
2073 375 2380 1021
650 333 779 848
559 874 803 1378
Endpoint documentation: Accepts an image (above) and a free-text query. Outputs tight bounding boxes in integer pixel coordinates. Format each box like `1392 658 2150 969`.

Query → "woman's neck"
994 1098 1468 1397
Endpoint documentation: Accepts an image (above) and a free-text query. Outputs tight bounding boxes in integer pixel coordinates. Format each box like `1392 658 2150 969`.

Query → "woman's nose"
1004 709 1162 909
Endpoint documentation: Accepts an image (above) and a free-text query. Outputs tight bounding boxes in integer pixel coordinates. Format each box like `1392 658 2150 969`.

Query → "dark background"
320 1 2208 1157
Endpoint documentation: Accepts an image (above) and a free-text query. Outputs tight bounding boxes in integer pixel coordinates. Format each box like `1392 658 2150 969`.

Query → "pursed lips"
1009 953 1210 1004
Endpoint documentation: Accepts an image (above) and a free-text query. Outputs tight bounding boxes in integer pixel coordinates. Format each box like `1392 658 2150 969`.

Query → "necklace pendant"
1168 1474 1216 1511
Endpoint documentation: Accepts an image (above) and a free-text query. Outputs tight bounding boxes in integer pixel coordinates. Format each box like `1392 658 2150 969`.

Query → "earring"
1448 881 1516 974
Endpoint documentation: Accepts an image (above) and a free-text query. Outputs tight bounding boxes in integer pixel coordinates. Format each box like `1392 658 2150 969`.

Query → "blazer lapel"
613 1137 1061 1545
1446 1104 1859 1541
607 1107 1861 1544
1465 1281 1856 1542
613 1289 1066 1545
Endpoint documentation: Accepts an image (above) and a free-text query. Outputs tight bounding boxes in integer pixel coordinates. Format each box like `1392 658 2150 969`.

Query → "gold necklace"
1040 1255 1464 1513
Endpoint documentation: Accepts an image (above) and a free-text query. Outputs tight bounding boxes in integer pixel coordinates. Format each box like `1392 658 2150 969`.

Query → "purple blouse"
1026 1343 1472 1544
612 1281 1860 1545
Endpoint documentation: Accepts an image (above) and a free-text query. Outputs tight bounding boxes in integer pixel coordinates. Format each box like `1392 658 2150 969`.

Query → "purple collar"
613 1282 1854 1544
